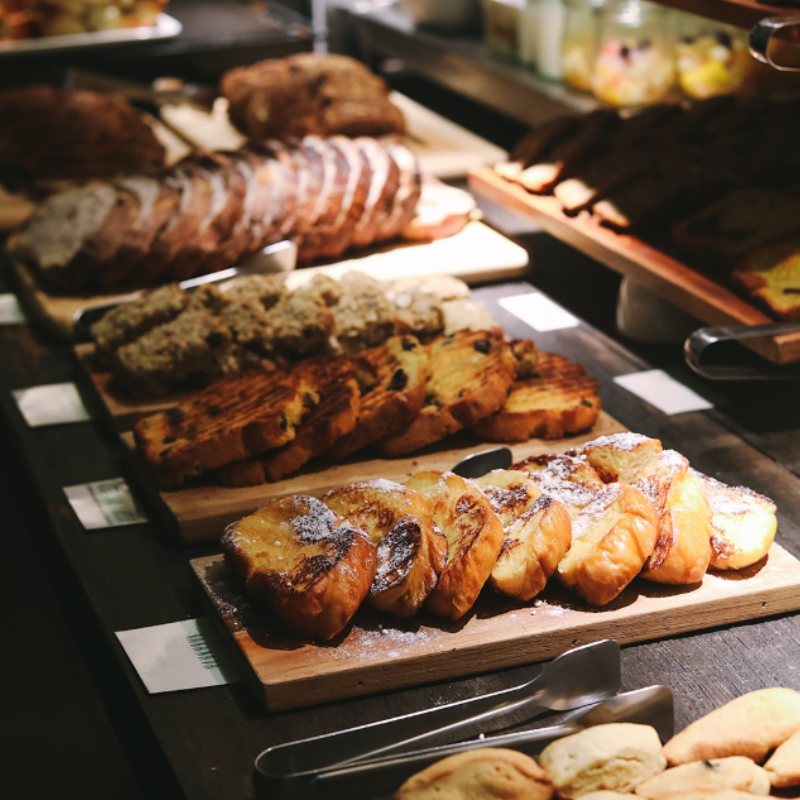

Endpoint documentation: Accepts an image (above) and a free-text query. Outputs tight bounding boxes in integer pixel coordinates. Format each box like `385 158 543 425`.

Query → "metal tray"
0 13 182 59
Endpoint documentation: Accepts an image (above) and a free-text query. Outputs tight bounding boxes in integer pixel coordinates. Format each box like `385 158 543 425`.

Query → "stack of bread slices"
221 432 778 640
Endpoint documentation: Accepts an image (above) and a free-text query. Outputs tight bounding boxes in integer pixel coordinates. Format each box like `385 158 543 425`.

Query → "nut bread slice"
134 366 320 488
380 330 516 457
405 471 504 619
323 479 447 617
221 495 376 640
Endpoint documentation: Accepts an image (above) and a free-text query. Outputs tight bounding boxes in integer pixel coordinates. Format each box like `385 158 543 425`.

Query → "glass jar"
674 11 754 99
561 0 603 91
536 0 567 79
482 0 523 57
592 0 675 107
518 0 540 66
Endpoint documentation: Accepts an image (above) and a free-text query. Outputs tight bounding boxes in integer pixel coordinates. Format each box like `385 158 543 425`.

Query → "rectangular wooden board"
125 411 627 543
14 220 528 341
469 167 800 365
191 541 800 710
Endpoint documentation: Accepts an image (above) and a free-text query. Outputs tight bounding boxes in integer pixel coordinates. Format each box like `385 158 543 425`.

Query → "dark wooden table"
4 258 800 799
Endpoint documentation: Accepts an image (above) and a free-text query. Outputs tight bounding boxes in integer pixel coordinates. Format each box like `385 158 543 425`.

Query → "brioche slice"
405 471 504 619
732 237 800 321
472 351 601 442
476 469 543 527
697 472 778 570
634 451 712 585
134 367 320 488
221 496 376 640
380 331 516 457
220 360 360 486
557 483 659 606
323 480 447 617
582 432 664 483
327 335 430 460
512 453 605 516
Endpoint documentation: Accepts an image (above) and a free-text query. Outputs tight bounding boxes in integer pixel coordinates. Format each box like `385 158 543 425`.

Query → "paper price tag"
498 292 579 332
614 370 713 416
13 382 92 427
64 478 148 530
0 293 26 325
116 618 242 694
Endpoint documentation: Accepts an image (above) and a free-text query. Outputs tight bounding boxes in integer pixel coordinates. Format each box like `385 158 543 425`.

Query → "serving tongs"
255 684 674 799
685 321 800 380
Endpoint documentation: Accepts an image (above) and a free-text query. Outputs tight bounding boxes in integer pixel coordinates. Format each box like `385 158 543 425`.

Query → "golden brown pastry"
764 728 800 787
634 757 770 797
582 432 664 483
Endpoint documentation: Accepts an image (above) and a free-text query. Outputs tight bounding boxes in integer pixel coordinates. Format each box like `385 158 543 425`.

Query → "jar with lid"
561 0 603 91
482 0 523 57
674 11 753 99
592 0 675 107
518 0 566 76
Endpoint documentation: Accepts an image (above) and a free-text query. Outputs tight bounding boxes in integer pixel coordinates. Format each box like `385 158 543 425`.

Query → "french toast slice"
696 471 777 570
134 367 320 488
405 471 504 620
327 335 430 460
221 495 376 640
512 453 605 516
472 352 600 442
633 451 712 585
557 483 659 606
476 469 543 527
323 479 448 617
380 330 516 457
220 359 360 486
581 432 663 483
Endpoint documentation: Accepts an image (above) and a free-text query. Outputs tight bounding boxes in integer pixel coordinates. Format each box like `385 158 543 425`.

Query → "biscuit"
539 722 666 798
634 757 770 797
395 747 553 800
764 728 800 787
663 688 800 765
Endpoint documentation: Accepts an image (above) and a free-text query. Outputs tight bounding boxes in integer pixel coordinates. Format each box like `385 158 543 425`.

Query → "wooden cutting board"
469 167 800 365
124 411 627 544
191 542 800 710
14 220 528 341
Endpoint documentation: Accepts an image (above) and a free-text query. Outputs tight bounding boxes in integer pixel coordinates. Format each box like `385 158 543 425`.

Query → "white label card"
614 370 713 415
498 292 580 332
116 618 242 694
13 382 92 427
64 478 148 530
0 293 26 324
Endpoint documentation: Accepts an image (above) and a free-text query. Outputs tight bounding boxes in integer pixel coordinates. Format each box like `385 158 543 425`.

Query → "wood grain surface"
469 168 800 365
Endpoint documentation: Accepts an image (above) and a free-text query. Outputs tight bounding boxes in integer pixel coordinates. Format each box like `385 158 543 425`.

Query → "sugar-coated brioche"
512 453 605 516
582 432 663 483
476 469 543 527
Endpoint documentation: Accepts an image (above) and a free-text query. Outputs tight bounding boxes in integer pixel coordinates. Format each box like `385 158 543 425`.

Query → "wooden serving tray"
191 542 800 711
13 220 528 341
124 411 626 544
469 168 800 365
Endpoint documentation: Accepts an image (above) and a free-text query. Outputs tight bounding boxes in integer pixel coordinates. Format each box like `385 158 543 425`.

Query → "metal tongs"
685 322 800 380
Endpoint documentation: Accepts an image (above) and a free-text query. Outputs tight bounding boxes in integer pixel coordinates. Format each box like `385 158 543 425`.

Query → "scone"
764 728 800 787
696 472 778 570
634 757 770 797
395 747 554 800
221 496 376 640
582 433 663 483
323 480 448 618
557 483 659 606
634 452 712 585
512 453 605 516
663 688 800 765
405 471 504 619
539 722 666 798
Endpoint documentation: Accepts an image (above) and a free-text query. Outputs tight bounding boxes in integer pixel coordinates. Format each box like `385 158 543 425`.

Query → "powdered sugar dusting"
584 432 656 452
290 496 340 543
697 470 776 515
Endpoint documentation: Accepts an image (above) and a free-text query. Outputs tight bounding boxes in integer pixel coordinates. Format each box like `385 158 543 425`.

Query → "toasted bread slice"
323 479 448 617
582 433 663 483
220 360 360 486
405 471 504 620
328 335 430 460
476 469 543 527
697 471 778 570
732 237 800 321
221 495 376 640
473 352 600 442
512 453 605 516
380 331 516 457
634 451 712 585
558 483 659 606
134 367 320 488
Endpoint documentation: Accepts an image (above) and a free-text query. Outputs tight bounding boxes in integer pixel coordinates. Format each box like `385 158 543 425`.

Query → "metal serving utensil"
72 240 297 340
255 640 620 779
254 685 672 799
452 446 514 478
